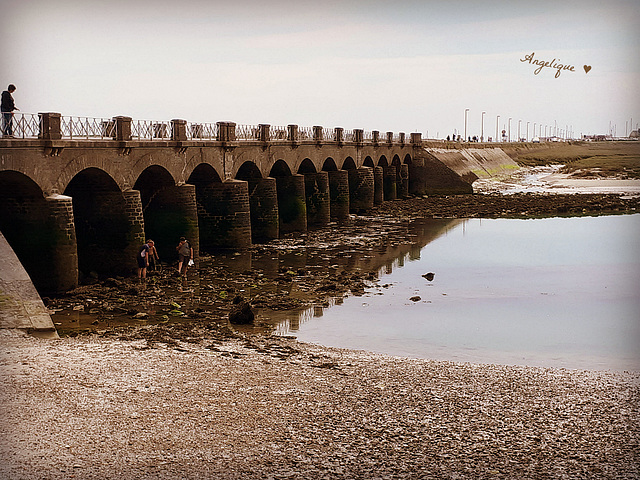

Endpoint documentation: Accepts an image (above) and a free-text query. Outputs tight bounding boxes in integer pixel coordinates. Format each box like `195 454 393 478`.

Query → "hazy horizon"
1 0 638 139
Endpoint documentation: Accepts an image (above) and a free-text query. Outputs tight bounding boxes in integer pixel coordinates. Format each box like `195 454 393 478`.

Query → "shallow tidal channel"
277 214 640 371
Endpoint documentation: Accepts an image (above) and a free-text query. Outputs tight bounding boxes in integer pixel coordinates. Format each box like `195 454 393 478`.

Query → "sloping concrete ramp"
0 232 58 338
413 146 520 195
426 147 519 181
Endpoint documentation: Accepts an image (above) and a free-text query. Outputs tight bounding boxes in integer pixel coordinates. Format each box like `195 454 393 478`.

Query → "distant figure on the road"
137 239 155 280
1 84 19 138
176 236 193 277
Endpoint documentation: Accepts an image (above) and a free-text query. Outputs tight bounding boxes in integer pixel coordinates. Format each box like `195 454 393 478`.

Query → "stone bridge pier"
1 114 476 296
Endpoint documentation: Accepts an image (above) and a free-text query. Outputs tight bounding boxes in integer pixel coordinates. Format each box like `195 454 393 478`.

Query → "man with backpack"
137 239 155 280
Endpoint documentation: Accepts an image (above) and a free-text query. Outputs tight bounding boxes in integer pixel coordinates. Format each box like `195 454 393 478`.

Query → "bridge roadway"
0 113 482 302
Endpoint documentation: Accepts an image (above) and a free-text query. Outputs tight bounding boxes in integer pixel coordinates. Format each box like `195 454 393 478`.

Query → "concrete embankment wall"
426 147 519 180
413 145 519 195
0 232 58 338
498 141 569 162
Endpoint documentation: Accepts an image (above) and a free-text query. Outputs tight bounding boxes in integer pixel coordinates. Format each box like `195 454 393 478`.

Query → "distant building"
582 134 610 141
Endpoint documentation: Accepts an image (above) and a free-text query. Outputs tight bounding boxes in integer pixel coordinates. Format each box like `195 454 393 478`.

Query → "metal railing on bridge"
235 124 260 141
1 112 418 145
343 129 354 142
1 112 40 139
322 127 336 142
130 119 173 140
186 122 218 140
61 116 117 139
1 113 119 140
270 125 288 141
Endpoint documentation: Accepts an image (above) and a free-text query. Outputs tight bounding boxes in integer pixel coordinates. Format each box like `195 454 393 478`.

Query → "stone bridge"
1 113 508 298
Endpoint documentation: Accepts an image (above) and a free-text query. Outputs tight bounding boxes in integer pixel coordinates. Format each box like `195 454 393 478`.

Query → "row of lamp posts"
463 109 571 142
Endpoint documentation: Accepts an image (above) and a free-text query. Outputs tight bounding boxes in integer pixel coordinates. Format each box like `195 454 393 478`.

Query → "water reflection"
212 217 463 281
268 218 465 334
278 215 640 371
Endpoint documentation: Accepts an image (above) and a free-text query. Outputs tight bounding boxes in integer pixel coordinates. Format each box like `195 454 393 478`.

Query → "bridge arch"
0 170 78 293
134 165 176 208
321 158 349 223
236 161 263 181
340 157 374 214
364 156 382 205
133 165 197 261
188 163 251 251
64 168 137 278
298 159 329 228
322 157 338 172
269 159 292 177
392 154 409 198
342 157 357 170
188 163 223 185
297 158 317 174
269 160 306 233
237 161 278 243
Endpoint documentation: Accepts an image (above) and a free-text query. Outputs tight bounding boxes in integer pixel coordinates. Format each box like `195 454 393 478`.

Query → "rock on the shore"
229 301 255 325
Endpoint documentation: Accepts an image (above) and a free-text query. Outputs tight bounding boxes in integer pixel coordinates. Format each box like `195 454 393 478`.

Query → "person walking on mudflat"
1 84 19 138
148 240 160 271
176 236 193 277
137 239 155 280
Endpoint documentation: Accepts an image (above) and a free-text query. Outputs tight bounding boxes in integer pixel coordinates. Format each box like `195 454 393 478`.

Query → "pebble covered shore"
1 331 639 479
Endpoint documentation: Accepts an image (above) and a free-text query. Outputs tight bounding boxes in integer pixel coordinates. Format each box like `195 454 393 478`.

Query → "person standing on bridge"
176 236 193 278
1 84 19 138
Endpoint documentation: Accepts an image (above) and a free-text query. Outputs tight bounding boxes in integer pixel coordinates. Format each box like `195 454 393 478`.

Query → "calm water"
279 214 640 371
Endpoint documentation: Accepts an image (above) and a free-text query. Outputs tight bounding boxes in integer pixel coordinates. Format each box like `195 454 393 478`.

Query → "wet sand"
473 165 640 196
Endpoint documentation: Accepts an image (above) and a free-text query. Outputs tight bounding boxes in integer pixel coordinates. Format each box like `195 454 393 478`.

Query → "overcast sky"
1 0 638 139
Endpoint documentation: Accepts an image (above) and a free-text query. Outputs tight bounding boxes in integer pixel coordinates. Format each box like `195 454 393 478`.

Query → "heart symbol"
584 65 592 73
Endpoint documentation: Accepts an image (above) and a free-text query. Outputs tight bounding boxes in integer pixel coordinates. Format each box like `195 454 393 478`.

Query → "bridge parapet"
2 112 417 150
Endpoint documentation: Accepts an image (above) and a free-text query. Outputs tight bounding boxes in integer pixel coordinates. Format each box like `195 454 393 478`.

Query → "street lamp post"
481 111 485 142
496 115 500 143
464 108 469 142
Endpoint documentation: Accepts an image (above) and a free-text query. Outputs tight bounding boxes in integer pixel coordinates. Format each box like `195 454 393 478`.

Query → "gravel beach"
1 330 639 480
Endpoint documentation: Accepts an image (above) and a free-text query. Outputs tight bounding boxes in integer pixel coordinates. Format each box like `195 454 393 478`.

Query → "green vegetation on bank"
513 141 640 178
